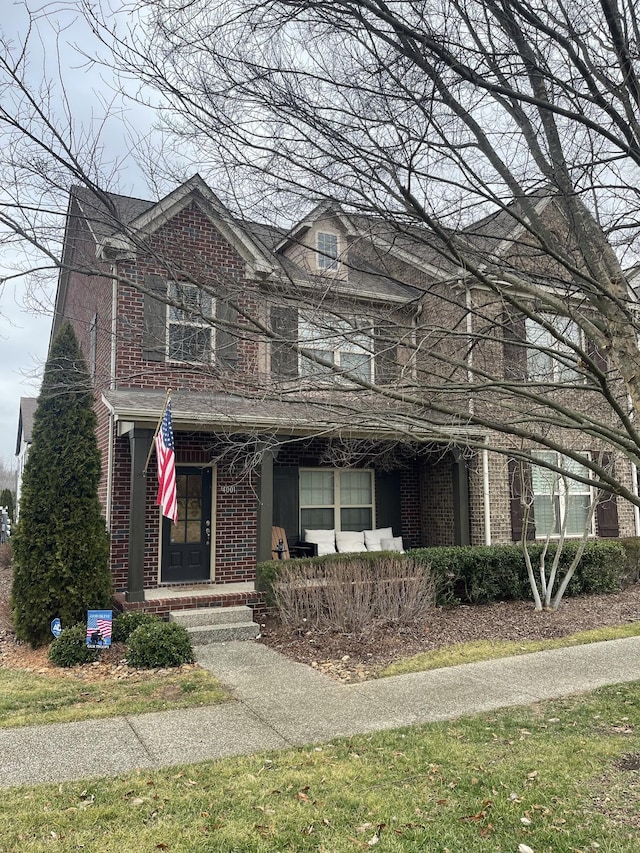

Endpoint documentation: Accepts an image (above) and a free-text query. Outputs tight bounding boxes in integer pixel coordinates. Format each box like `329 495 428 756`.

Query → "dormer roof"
274 200 357 253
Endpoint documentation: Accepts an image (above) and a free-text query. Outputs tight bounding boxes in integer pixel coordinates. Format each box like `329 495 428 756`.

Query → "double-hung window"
316 232 338 270
168 282 212 363
525 316 582 383
300 468 374 531
299 314 373 382
532 451 593 537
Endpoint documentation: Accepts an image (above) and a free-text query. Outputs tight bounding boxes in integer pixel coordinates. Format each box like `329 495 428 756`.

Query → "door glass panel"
187 498 201 520
186 520 201 542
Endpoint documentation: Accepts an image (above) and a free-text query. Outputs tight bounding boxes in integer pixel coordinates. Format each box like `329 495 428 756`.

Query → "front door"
161 467 213 582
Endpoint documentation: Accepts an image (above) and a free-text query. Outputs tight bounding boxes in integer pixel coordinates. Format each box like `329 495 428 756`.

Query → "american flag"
156 401 178 523
86 619 112 642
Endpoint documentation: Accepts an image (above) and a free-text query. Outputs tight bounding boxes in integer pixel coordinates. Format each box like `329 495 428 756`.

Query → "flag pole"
142 388 172 478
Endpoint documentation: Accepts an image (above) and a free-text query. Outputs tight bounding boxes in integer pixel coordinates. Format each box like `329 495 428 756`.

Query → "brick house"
49 176 637 616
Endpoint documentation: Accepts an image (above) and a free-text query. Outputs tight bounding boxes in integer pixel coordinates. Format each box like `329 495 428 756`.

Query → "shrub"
272 554 436 633
48 624 99 668
112 611 161 643
412 540 625 605
618 538 640 587
126 621 194 669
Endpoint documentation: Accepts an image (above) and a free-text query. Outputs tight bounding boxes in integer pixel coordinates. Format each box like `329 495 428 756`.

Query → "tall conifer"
11 322 111 646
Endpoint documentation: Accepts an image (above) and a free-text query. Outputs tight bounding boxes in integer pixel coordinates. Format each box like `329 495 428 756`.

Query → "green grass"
379 621 640 678
1 682 640 851
0 667 229 728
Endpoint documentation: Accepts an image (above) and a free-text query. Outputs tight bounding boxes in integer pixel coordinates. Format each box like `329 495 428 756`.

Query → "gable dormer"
276 201 356 282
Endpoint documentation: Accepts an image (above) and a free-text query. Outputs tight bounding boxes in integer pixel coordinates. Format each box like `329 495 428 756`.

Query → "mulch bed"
3 544 640 683
257 585 640 681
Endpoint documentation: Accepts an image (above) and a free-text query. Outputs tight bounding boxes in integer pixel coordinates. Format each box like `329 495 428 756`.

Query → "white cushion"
335 530 366 553
363 527 393 551
304 528 336 556
380 536 404 553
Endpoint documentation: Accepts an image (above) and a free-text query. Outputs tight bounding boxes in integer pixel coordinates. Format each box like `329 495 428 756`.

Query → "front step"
169 605 260 645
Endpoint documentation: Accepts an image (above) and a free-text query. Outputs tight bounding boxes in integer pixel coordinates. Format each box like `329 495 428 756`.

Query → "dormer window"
317 232 338 270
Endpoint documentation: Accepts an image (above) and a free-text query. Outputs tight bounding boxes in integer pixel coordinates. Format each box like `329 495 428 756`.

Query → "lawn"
1 682 638 851
0 667 229 728
379 621 640 678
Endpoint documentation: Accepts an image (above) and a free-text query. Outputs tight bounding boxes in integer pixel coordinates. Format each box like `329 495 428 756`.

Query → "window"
168 283 212 363
316 232 338 270
532 451 593 537
300 468 374 531
525 317 582 383
299 315 373 382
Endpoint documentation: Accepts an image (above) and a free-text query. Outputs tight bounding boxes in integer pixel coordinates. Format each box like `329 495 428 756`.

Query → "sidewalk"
2 636 640 788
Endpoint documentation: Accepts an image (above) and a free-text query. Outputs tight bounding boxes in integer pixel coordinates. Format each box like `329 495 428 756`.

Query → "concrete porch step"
168 605 260 645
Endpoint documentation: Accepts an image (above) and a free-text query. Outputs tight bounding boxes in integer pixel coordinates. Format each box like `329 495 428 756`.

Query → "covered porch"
102 390 474 610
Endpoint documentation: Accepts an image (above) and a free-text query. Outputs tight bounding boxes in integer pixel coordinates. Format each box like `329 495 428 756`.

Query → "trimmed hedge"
618 537 640 587
414 540 625 605
257 539 627 609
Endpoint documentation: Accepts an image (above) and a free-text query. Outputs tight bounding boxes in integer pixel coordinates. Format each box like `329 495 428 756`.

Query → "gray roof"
71 186 155 243
15 397 37 455
67 181 556 307
101 389 473 443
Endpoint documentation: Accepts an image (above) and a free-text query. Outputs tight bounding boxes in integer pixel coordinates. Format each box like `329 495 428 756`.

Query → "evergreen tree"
0 489 14 523
11 322 112 646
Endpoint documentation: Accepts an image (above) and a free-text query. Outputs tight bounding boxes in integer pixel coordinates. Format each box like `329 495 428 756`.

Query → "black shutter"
595 452 619 537
502 311 527 380
271 306 298 378
374 323 399 384
143 274 167 362
509 458 535 541
375 470 402 536
216 301 238 368
586 335 608 375
273 466 300 545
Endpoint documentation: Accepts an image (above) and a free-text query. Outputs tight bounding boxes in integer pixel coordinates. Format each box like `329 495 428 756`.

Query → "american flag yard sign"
86 610 113 649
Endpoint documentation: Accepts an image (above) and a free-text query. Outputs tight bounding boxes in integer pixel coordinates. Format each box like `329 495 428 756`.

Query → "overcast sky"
0 2 155 467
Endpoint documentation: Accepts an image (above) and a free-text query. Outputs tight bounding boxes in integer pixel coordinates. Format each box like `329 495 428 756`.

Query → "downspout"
105 262 118 529
632 461 640 537
482 443 491 545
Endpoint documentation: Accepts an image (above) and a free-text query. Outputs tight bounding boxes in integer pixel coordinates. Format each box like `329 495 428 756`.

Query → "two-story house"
49 175 638 617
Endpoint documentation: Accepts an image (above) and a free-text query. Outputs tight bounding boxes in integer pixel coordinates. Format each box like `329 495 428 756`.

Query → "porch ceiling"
101 388 479 443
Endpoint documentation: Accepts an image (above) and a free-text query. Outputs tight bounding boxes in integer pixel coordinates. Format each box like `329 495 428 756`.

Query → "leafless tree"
4 0 640 543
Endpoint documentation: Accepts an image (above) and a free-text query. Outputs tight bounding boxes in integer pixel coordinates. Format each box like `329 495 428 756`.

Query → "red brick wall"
109 431 259 592
114 201 261 392
56 201 115 511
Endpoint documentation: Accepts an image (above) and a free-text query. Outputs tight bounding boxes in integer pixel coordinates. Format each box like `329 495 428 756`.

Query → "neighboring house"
49 176 638 616
15 397 37 521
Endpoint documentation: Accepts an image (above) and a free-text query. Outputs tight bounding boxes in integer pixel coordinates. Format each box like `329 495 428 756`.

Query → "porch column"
256 448 274 563
127 428 153 602
452 449 471 546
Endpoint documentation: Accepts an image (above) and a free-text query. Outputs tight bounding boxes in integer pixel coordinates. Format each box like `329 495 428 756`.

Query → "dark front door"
161 467 212 582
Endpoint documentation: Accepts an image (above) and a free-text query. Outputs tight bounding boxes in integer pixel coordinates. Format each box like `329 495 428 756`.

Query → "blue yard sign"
86 610 113 649
51 618 62 638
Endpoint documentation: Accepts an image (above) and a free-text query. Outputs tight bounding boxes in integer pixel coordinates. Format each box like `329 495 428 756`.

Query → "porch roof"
101 389 478 443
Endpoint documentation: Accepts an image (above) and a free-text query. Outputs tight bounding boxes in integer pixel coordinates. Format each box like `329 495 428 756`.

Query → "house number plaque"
221 485 237 494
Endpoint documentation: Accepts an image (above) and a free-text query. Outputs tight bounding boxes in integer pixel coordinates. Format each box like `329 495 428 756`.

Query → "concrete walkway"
2 636 640 788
